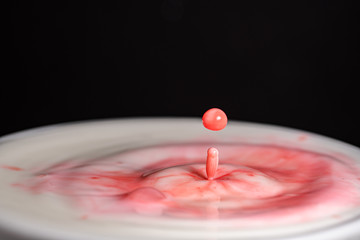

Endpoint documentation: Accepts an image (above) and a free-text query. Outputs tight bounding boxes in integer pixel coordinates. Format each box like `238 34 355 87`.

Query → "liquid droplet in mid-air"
202 108 227 131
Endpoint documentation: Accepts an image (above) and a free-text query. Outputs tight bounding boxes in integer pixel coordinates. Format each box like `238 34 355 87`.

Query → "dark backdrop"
4 1 360 147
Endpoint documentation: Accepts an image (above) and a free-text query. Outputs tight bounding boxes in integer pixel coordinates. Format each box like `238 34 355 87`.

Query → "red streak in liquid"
1 165 23 171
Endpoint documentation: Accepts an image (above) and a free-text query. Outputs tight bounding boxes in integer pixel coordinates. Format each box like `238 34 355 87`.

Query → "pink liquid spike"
206 147 219 180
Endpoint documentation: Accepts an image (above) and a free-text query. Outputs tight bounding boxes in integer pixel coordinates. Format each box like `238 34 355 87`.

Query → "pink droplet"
202 108 228 131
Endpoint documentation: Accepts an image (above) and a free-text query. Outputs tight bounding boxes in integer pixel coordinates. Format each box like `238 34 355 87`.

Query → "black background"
4 1 360 147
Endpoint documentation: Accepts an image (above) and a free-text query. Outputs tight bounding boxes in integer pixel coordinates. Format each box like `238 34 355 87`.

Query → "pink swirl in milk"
22 144 360 225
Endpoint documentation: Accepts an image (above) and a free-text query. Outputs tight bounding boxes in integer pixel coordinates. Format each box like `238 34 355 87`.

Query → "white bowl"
0 118 359 240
